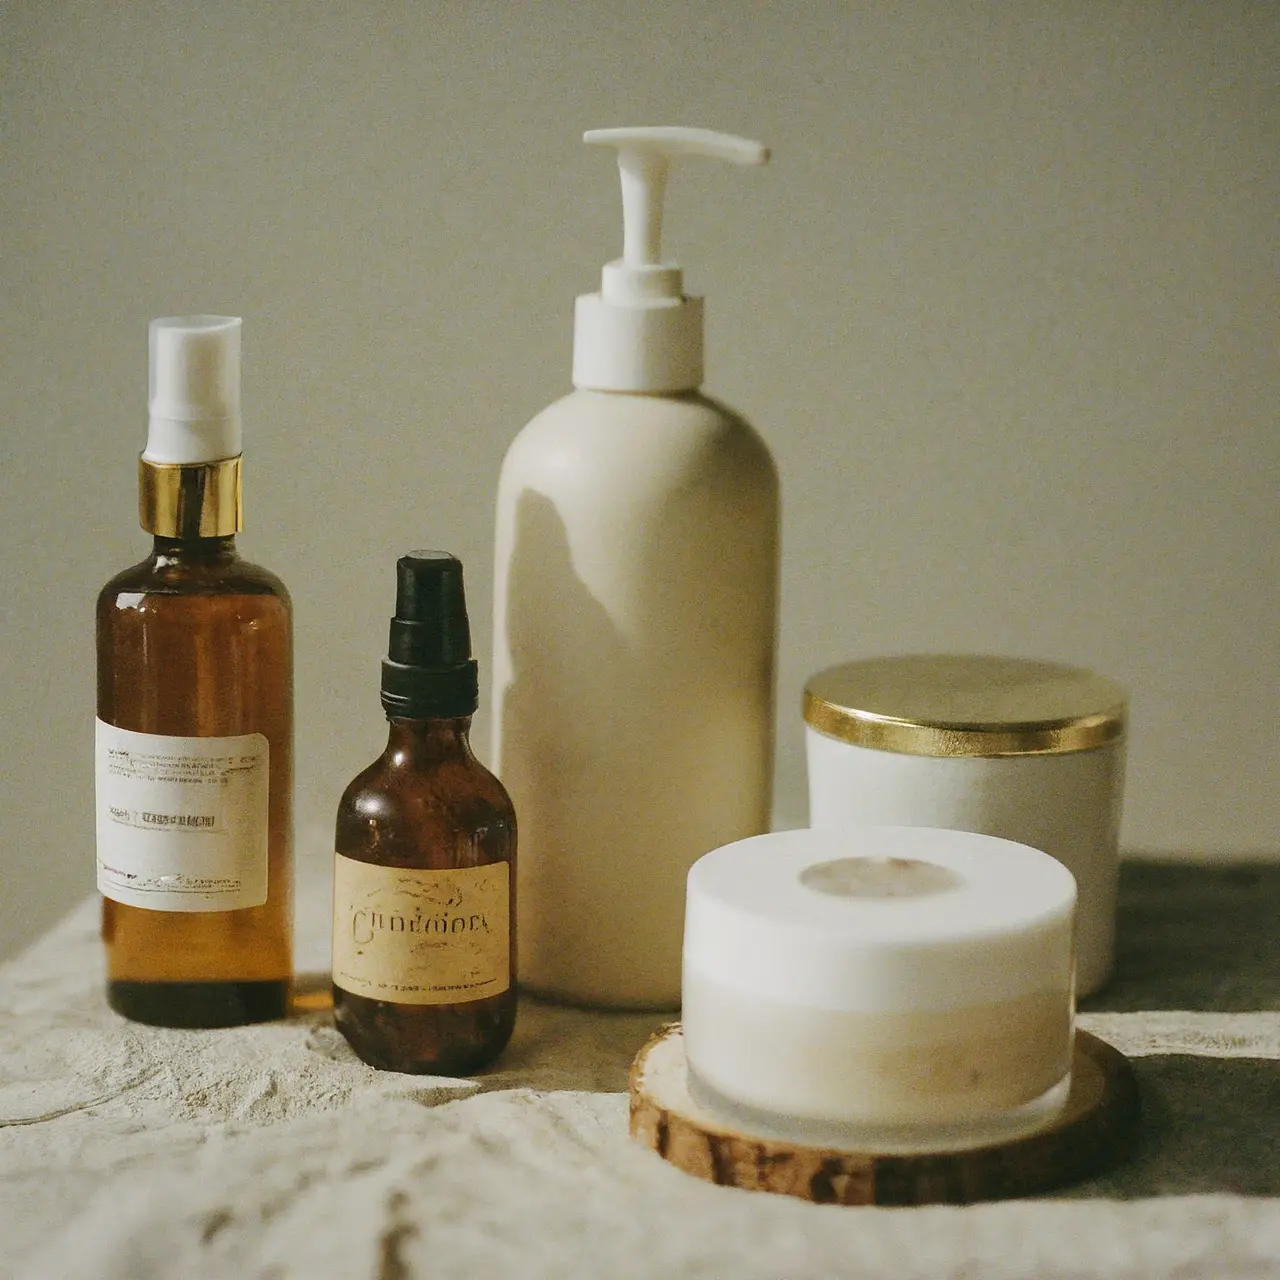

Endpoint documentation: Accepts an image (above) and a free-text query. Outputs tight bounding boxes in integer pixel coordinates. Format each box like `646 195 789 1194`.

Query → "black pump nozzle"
380 551 479 719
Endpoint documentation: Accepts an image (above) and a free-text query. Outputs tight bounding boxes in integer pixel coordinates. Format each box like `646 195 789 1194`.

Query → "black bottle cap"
380 551 479 719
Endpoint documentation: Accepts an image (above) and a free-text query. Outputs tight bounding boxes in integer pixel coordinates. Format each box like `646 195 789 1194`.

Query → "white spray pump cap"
144 315 242 464
572 127 769 394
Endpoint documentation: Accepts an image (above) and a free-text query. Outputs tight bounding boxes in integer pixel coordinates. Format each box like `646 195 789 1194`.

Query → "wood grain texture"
629 1024 1139 1205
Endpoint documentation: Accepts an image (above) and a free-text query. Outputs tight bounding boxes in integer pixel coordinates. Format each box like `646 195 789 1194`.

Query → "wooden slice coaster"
629 1024 1139 1205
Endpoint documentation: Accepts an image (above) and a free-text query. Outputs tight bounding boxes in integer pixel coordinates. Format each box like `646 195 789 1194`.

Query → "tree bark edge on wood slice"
628 1023 1139 1206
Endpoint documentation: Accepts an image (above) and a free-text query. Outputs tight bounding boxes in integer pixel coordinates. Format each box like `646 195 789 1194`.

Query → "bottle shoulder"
97 548 291 605
336 748 516 866
513 388 759 437
499 390 777 498
229 554 291 596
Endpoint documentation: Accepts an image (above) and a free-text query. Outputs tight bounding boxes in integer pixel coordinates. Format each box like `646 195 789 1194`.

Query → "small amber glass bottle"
333 552 516 1074
96 316 293 1028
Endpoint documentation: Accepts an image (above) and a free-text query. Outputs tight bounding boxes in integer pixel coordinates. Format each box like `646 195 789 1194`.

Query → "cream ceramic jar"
681 826 1077 1153
803 655 1127 996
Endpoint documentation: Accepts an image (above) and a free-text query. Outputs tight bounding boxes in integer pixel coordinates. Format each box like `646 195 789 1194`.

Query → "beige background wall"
1 2 1276 959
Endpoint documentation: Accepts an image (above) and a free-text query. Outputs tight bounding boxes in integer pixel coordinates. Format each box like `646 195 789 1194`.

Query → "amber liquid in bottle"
97 535 293 1026
334 716 516 1073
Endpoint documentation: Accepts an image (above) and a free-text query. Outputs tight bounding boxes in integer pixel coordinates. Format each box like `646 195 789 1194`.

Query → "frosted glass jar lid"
803 654 1128 757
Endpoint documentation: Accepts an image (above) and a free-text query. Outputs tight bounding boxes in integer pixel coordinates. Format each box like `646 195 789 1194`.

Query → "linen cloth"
3 857 1279 1279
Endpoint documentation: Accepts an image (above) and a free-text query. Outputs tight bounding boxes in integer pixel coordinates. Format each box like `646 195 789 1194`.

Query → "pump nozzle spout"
584 127 769 274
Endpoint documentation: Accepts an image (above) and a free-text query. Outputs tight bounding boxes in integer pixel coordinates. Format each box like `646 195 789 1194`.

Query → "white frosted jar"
682 826 1077 1153
804 655 1127 996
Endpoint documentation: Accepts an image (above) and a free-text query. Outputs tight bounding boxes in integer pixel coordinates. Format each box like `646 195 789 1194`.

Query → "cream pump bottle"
491 127 779 1009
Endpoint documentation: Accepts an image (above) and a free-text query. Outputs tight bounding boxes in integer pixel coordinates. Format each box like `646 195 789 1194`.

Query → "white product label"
95 720 269 912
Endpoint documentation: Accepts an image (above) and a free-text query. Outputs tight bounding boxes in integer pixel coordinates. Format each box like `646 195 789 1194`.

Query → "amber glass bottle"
333 552 516 1074
95 316 293 1028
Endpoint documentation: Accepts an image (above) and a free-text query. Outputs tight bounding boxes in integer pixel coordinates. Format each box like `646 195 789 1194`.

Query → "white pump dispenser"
573 128 770 393
492 126 780 1010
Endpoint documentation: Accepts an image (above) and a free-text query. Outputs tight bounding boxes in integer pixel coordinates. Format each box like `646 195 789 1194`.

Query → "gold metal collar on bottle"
138 455 242 538
803 654 1128 758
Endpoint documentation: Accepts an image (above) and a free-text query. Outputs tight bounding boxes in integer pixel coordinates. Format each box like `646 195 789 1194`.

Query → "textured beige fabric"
3 858 1280 1279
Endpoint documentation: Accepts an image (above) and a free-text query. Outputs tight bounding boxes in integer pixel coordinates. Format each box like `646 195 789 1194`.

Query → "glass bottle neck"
385 717 474 765
151 535 239 565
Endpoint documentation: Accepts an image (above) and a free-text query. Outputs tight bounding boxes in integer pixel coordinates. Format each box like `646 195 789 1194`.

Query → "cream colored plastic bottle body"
492 388 778 1008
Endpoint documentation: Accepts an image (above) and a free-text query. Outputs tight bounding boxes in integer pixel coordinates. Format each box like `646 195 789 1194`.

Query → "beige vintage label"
95 720 269 912
331 854 510 1005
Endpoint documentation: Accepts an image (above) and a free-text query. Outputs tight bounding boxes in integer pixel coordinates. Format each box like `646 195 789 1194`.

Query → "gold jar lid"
803 654 1128 758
